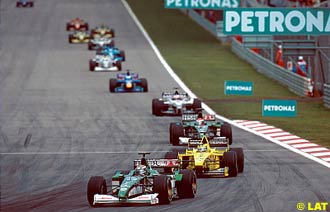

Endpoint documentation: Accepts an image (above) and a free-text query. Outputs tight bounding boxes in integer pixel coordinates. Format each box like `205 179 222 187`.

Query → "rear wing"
188 137 229 147
134 158 179 169
181 113 199 122
181 113 216 123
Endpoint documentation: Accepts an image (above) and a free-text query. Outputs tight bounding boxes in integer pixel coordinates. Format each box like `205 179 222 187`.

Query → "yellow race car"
171 136 244 177
91 24 115 38
68 31 90 44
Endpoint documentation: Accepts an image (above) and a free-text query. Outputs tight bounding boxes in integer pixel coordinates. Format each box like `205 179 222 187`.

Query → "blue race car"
16 0 33 7
109 70 148 93
96 46 125 61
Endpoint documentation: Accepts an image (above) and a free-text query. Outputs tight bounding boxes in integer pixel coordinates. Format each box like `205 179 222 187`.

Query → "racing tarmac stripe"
253 126 276 131
302 147 329 152
276 135 301 141
233 120 330 165
312 152 330 157
257 128 283 134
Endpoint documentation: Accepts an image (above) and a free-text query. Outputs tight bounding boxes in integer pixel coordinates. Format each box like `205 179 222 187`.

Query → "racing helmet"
126 70 131 76
135 165 147 176
196 118 205 126
197 145 207 152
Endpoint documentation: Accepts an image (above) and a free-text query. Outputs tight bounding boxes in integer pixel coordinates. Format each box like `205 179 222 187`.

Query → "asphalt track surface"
0 0 330 211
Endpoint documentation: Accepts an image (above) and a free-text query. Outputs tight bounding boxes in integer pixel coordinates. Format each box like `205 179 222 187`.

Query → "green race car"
87 153 197 207
170 110 233 146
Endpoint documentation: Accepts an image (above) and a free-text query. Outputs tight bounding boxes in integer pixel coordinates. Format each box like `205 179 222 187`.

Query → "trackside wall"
324 84 330 108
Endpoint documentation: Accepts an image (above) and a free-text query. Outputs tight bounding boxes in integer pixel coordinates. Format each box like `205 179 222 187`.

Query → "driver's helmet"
135 165 147 176
197 145 207 152
173 94 181 100
174 90 179 95
196 118 205 126
126 70 130 76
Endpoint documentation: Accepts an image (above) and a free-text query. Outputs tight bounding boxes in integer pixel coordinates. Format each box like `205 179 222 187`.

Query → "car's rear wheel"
153 175 172 204
152 99 163 116
221 122 233 145
66 23 70 31
223 151 238 177
110 29 115 37
109 40 115 47
115 61 122 71
230 148 244 173
109 79 117 93
170 123 183 146
88 42 93 50
89 60 96 72
120 50 126 61
177 169 197 198
192 98 202 110
87 176 107 207
68 35 73 43
140 78 148 92
83 24 89 31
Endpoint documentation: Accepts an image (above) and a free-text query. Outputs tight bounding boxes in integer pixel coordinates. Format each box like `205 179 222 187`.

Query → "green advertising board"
223 8 330 35
262 100 297 117
165 0 240 9
224 81 253 95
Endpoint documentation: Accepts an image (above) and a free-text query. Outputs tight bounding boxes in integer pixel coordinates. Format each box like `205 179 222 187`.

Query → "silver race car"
152 88 202 116
89 54 122 72
88 35 114 50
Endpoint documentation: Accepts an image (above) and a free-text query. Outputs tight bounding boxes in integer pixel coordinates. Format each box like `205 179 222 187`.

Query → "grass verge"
126 0 330 147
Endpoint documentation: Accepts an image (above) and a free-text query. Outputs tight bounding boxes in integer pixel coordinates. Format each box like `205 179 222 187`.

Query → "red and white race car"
16 0 34 7
66 18 88 31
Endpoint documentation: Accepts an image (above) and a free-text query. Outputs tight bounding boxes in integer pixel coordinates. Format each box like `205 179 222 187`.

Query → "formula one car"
89 54 122 72
68 31 90 44
109 70 148 93
172 136 244 177
96 46 125 61
91 24 115 37
88 34 114 50
66 18 88 31
169 110 233 146
16 0 33 7
152 88 202 116
87 153 196 206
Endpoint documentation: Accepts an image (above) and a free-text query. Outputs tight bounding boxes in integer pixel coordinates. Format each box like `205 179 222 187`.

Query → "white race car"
89 54 121 72
152 88 202 116
88 35 114 50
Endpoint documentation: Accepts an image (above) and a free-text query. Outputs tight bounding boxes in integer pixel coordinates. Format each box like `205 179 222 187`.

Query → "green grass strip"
126 0 330 147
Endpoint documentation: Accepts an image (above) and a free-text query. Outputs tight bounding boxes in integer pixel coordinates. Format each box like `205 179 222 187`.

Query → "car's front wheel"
153 175 172 204
87 176 107 207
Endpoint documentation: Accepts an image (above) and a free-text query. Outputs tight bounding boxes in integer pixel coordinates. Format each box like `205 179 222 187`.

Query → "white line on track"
0 149 289 155
121 0 330 169
0 151 169 155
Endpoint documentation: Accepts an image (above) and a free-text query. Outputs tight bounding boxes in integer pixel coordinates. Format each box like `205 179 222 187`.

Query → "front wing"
114 86 145 92
93 194 159 205
71 38 89 43
94 65 119 72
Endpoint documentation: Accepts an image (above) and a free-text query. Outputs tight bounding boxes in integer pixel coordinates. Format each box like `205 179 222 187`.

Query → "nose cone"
194 153 208 166
126 82 132 88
